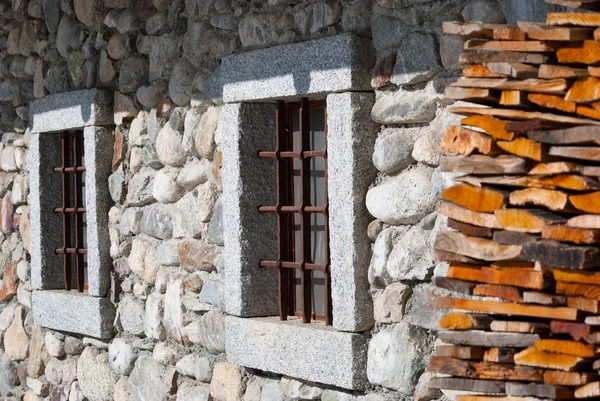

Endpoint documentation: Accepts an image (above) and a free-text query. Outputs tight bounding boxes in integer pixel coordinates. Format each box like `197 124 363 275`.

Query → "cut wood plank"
442 184 508 213
566 77 600 103
443 21 506 39
574 381 600 399
547 13 600 27
474 284 524 302
515 347 588 371
528 93 577 113
584 332 600 344
434 276 477 295
590 66 600 77
505 120 545 133
509 188 570 212
568 215 600 229
545 0 600 10
455 174 600 191
428 355 544 382
522 240 600 269
494 231 539 246
497 137 549 162
428 377 507 394
577 105 600 121
441 126 497 156
567 297 600 314
460 52 550 65
435 345 485 360
484 348 517 363
528 162 600 176
451 77 568 94
557 281 600 300
449 219 495 238
549 146 600 161
542 225 600 245
438 203 503 229
487 62 540 79
506 382 574 399
527 126 600 145
536 339 596 357
493 26 528 41
462 115 515 140
585 316 600 325
550 320 592 341
518 21 594 40
463 64 508 78
500 90 528 107
494 208 567 234
538 64 590 79
556 269 600 287
435 249 485 264
464 40 556 53
448 264 547 290
435 232 523 261
544 371 599 387
557 41 600 64
445 87 498 102
432 297 580 321
571 192 600 214
457 395 552 401
491 320 549 333
450 106 600 126
439 312 493 331
523 291 566 306
441 155 527 174
437 330 541 347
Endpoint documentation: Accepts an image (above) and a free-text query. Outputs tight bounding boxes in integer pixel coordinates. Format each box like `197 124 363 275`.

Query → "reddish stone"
371 53 397 88
1 193 14 234
0 263 18 302
156 99 174 119
212 151 222 190
178 241 221 273
113 128 125 171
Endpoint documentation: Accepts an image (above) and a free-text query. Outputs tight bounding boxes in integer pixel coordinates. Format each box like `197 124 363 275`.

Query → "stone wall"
0 0 564 401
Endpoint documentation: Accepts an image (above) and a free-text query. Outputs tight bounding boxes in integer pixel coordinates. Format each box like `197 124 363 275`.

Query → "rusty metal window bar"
53 131 88 292
258 98 332 325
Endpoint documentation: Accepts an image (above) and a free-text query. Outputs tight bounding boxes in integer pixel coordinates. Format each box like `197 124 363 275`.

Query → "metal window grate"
53 131 88 292
258 98 332 325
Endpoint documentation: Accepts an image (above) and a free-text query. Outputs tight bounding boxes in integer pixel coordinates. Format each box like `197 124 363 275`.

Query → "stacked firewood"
428 2 600 401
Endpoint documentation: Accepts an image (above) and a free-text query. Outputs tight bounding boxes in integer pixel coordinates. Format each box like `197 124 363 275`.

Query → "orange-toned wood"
500 90 527 106
493 26 528 41
435 345 485 360
473 284 523 302
548 13 600 27
518 21 594 40
486 62 539 79
536 339 596 358
538 64 590 79
509 188 570 212
497 137 548 161
441 126 496 156
494 208 566 234
439 312 493 331
557 281 600 301
435 232 523 261
432 297 580 321
566 77 600 103
428 355 543 382
542 225 600 244
528 93 577 113
442 184 508 213
464 40 555 52
484 348 516 363
460 51 549 65
441 155 527 174
461 115 514 140
451 106 600 126
445 87 498 103
463 64 507 78
448 219 495 238
446 264 546 290
451 77 568 94
544 371 599 386
438 203 502 229
570 191 600 214
515 347 587 371
557 41 600 64
574 382 600 399
577 105 600 121
456 174 600 191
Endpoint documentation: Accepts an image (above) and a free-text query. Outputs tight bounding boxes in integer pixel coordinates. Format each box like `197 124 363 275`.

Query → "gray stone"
27 377 50 396
211 13 237 30
108 164 125 204
156 119 187 167
210 362 245 401
178 382 211 401
372 127 420 174
128 236 159 283
45 357 63 384
45 332 65 358
119 208 142 236
56 16 85 59
391 33 441 86
140 204 173 240
280 377 322 400
77 346 118 401
208 198 224 246
149 35 178 82
129 111 148 146
172 191 204 238
145 293 166 340
367 322 432 394
45 0 61 33
29 89 112 133
238 13 279 49
11 174 29 206
129 355 168 401
153 167 184 203
260 381 284 401
157 240 180 266
415 371 443 401
221 33 373 102
226 316 368 390
177 158 211 190
176 355 214 382
371 15 411 53
198 181 218 222
153 342 181 365
119 57 149 94
404 283 454 331
32 291 115 339
169 58 197 106
125 168 156 206
198 276 224 308
373 282 411 324
0 356 17 394
107 34 130 60
118 294 146 336
500 0 547 24
0 303 16 332
366 165 436 225
183 309 225 354
321 390 355 401
341 0 371 33
462 0 506 23
4 306 28 361
194 106 219 159
115 376 133 401
136 80 169 108
386 225 435 281
439 35 464 71
65 337 84 355
164 273 186 343
146 12 169 35
412 135 440 166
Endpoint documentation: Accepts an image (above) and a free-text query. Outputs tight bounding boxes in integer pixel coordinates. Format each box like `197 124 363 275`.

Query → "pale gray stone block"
326 92 377 332
221 33 373 103
32 290 115 339
222 103 278 317
225 316 368 390
29 89 113 133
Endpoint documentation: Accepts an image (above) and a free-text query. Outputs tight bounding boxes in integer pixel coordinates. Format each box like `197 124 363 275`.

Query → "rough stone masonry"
0 0 568 401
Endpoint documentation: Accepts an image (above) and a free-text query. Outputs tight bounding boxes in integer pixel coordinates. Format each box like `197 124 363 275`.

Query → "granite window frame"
28 89 115 339
221 34 377 390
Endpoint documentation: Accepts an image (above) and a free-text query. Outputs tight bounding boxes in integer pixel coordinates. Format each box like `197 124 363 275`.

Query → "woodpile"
429 2 600 400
